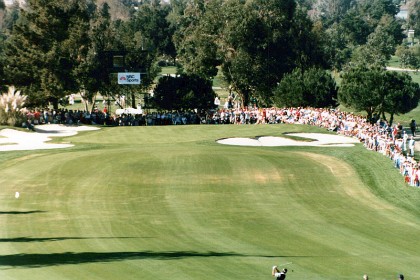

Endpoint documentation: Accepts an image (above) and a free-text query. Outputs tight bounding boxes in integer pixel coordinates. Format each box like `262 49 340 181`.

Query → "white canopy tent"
115 107 143 115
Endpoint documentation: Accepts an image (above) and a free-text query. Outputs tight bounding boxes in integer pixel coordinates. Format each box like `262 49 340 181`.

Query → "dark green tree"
338 67 384 120
3 0 95 108
351 14 404 68
323 22 352 70
220 0 325 106
171 0 327 106
110 16 160 109
72 2 115 112
152 74 215 111
274 67 338 108
381 71 420 125
290 6 328 70
339 67 420 123
340 9 372 45
321 0 405 70
132 0 176 61
171 0 219 79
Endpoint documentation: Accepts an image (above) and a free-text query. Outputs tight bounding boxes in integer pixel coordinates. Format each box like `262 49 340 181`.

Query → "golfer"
272 266 287 280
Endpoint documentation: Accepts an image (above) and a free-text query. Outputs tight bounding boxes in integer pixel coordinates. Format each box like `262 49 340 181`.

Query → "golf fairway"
0 125 419 280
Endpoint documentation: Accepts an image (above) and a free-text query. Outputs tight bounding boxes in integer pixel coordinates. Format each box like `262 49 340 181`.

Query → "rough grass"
0 124 419 279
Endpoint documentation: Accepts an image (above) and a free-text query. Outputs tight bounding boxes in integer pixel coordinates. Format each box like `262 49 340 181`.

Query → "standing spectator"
409 136 416 157
214 96 220 108
410 119 416 136
402 131 409 155
397 123 403 138
69 94 75 105
392 124 399 140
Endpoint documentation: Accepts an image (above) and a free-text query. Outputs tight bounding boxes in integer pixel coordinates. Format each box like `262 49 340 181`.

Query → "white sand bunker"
217 133 360 147
0 124 100 152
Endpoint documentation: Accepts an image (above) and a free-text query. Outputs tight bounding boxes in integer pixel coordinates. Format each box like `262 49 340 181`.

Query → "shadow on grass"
0 210 46 215
0 251 252 268
0 236 147 243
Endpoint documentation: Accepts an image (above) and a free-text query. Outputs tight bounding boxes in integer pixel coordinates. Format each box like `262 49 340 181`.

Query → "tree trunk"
51 98 59 110
89 93 97 113
236 88 249 109
366 108 373 124
131 92 136 108
80 89 90 112
381 111 387 122
389 113 394 126
241 92 248 108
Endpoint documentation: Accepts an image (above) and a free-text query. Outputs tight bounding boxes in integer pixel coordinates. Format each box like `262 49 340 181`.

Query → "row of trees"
0 0 162 111
0 0 419 125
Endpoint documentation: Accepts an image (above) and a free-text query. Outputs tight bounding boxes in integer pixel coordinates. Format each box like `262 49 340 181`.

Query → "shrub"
153 74 216 111
274 67 338 108
0 86 28 126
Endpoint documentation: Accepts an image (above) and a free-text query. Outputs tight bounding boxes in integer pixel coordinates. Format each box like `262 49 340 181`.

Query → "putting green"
0 125 419 280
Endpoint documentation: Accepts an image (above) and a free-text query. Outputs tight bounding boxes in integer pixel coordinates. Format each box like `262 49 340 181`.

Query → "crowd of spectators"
24 107 203 127
24 106 418 187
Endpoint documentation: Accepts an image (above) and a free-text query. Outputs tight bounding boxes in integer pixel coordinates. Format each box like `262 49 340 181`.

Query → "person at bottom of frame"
272 266 287 280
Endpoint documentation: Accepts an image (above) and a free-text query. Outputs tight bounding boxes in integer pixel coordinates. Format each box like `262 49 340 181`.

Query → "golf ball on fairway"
15 192 19 199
